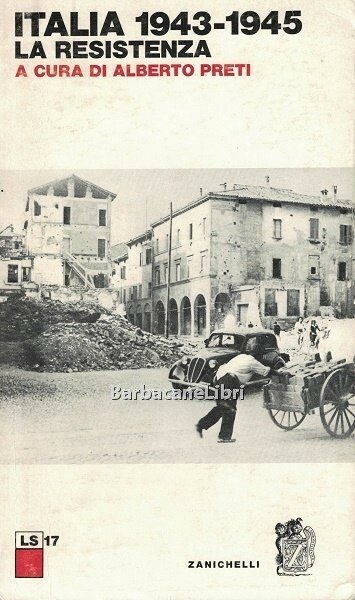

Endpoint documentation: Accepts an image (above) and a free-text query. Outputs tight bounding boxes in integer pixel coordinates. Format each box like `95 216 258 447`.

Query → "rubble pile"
0 296 198 372
0 295 104 341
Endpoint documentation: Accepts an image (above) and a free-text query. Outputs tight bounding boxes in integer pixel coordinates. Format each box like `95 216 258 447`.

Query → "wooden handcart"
263 359 355 439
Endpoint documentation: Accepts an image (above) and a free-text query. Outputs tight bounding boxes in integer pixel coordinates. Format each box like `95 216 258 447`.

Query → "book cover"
0 1 354 599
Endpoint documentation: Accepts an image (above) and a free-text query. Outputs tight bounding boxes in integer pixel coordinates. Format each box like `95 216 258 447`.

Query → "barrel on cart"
263 359 355 438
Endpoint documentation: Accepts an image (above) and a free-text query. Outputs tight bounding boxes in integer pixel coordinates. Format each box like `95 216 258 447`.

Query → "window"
189 223 193 240
175 262 181 281
98 239 106 258
148 282 152 297
123 289 126 303
164 263 168 282
308 255 320 278
14 242 20 249
264 289 277 316
155 267 160 285
339 224 352 245
272 258 282 278
138 285 142 299
202 217 206 237
187 258 192 278
7 265 18 283
63 206 71 225
120 266 126 279
23 220 28 230
287 289 300 316
22 267 30 282
338 262 347 281
99 209 106 226
146 248 152 265
139 252 142 267
200 254 207 273
166 234 169 250
156 238 159 253
131 286 137 300
309 218 319 240
273 219 282 239
176 229 180 245
34 201 41 216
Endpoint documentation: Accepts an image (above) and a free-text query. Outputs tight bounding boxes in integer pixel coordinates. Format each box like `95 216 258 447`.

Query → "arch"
214 292 231 329
143 302 151 332
127 304 135 326
136 303 142 329
168 298 179 335
194 294 207 336
180 296 191 335
155 300 165 335
214 292 231 314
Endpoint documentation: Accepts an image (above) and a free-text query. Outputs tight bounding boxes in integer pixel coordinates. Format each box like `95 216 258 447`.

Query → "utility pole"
165 202 173 338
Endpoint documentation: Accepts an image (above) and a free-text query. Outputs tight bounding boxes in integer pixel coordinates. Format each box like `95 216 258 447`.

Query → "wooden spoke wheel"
319 366 355 439
268 408 307 430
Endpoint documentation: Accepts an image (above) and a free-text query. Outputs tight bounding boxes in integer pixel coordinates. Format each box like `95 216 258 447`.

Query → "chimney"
220 183 227 192
200 187 203 197
333 185 338 199
265 175 270 187
320 189 328 197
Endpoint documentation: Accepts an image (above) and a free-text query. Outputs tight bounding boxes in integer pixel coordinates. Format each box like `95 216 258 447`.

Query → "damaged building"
24 175 117 289
112 231 153 329
113 183 354 336
0 225 37 300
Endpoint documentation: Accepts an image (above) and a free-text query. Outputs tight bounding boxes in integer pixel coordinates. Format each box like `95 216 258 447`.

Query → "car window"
207 334 244 349
207 334 222 347
221 334 235 346
245 336 258 353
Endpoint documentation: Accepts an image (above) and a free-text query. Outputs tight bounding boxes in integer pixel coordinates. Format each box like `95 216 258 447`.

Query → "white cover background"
0 1 354 599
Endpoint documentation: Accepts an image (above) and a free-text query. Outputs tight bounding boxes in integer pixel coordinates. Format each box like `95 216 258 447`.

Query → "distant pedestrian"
195 351 271 443
273 322 281 338
310 319 320 348
295 317 305 347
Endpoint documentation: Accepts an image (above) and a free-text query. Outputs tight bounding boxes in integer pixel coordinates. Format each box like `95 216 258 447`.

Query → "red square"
15 548 43 578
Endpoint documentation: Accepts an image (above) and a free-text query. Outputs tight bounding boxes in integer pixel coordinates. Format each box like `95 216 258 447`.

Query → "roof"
28 174 117 201
126 230 152 247
216 184 352 208
151 184 352 227
111 242 128 261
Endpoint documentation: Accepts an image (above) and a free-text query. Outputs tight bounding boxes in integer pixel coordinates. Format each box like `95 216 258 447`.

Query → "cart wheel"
268 408 307 430
319 367 355 439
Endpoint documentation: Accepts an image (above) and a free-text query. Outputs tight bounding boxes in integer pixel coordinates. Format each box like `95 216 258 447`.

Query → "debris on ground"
0 296 198 372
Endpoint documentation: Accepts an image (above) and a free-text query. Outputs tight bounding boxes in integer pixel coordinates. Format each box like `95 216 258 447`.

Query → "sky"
0 168 353 245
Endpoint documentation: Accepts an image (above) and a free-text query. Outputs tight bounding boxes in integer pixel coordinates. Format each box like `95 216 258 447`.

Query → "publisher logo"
275 518 316 576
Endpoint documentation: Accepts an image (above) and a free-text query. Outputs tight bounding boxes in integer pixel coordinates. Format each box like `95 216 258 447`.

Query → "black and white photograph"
1 1 354 598
1 168 354 464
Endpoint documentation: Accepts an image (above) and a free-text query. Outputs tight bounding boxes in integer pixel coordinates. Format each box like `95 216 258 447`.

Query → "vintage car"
168 328 289 391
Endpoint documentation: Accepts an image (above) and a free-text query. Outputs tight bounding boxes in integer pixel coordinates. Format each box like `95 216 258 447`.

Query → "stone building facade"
24 175 117 288
0 226 38 299
113 183 354 336
112 231 153 330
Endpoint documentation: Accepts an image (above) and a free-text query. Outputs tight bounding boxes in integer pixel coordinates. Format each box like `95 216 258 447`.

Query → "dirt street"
0 366 353 464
